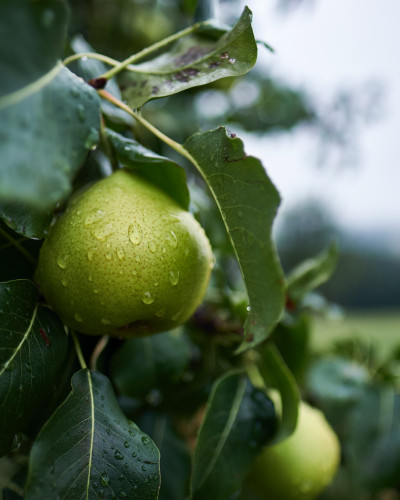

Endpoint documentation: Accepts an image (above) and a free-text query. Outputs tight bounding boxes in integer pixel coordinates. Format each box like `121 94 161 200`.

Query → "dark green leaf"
183 127 285 351
287 242 338 304
0 280 70 457
0 202 53 240
256 344 299 444
120 7 257 109
137 411 192 500
191 371 277 499
110 331 191 398
25 369 160 499
107 128 190 210
0 0 68 97
272 314 311 382
0 66 101 211
0 222 40 281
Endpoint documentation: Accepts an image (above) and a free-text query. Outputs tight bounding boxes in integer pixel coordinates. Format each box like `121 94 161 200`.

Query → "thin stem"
98 90 196 165
100 21 205 80
0 226 36 265
90 335 109 371
71 331 87 370
63 52 120 68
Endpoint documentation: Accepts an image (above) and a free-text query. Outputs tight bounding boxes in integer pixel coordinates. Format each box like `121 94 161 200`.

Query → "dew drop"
74 313 83 322
85 210 105 225
100 472 110 487
114 450 124 460
57 254 69 269
61 278 68 287
117 248 125 260
124 441 130 448
41 8 55 27
131 451 137 457
141 436 150 445
165 230 178 248
184 247 190 257
128 223 142 245
156 307 166 318
120 492 127 498
106 253 112 260
246 306 251 312
85 127 99 150
88 274 93 282
141 292 154 305
169 270 180 286
93 223 114 242
135 255 141 263
148 242 157 253
87 250 94 261
93 288 99 294
141 465 147 472
162 247 167 254
153 280 159 287
77 104 85 122
101 318 111 325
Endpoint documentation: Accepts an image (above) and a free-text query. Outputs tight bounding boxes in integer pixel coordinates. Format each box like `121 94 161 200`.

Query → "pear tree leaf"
119 7 257 109
0 0 68 97
25 369 160 500
0 202 53 240
256 343 300 444
190 371 277 500
0 280 70 457
183 127 285 351
0 66 101 217
106 128 190 210
286 242 339 305
110 331 191 398
137 411 192 500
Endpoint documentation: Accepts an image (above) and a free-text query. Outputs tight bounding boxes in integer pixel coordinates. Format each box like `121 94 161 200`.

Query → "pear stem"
71 331 87 370
90 335 109 371
98 90 197 165
99 21 204 80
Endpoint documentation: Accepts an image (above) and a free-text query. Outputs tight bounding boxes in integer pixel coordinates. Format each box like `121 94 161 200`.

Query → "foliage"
1 1 399 499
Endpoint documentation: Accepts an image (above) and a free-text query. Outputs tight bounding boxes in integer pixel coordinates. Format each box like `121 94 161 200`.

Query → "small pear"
245 401 340 500
36 169 213 337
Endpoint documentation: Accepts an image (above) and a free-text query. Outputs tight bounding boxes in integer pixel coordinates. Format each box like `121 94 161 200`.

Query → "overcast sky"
230 0 400 241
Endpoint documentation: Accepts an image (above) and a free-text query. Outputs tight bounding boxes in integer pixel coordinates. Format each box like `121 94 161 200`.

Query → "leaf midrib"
0 304 38 377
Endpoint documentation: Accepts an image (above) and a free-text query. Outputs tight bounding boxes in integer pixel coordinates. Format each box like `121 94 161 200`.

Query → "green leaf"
190 371 277 499
256 344 300 444
106 129 190 210
110 331 191 398
119 7 257 109
286 242 338 305
137 411 192 500
0 66 101 211
0 280 70 457
0 0 68 97
0 202 53 240
183 127 285 351
25 369 160 499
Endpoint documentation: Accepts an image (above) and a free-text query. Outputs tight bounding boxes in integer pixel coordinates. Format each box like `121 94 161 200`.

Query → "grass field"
311 309 400 358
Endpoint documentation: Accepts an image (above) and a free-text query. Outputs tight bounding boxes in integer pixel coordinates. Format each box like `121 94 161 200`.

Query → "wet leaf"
0 280 69 456
183 127 285 351
25 370 160 499
120 7 257 108
191 371 277 499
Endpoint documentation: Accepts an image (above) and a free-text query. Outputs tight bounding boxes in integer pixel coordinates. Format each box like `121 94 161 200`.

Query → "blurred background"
68 0 399 350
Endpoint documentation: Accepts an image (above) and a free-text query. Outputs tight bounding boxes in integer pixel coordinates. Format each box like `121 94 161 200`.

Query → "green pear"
245 401 340 500
36 169 213 337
